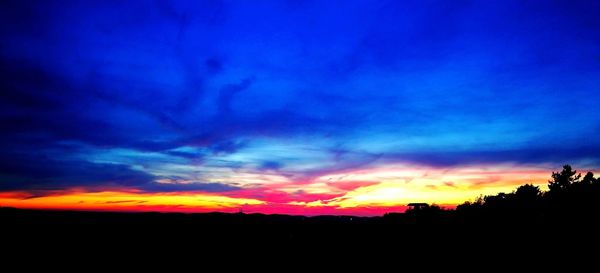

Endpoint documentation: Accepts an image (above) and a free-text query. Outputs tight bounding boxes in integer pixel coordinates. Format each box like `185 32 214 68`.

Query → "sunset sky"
1 0 600 215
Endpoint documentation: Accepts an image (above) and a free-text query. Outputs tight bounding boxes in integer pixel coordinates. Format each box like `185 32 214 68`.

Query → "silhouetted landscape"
3 165 599 248
4 1 600 261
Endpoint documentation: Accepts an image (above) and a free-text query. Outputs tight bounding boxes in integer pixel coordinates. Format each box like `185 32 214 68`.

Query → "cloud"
380 146 600 167
217 77 254 115
0 148 243 195
143 182 241 193
1 0 600 210
259 161 283 171
0 153 156 191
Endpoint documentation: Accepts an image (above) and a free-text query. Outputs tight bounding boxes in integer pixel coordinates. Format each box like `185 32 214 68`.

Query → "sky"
1 0 600 215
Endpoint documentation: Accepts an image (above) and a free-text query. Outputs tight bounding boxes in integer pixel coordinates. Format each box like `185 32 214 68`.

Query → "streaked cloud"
1 0 599 215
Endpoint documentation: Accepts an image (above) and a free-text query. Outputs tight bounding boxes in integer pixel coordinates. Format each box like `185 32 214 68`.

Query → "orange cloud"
0 164 573 215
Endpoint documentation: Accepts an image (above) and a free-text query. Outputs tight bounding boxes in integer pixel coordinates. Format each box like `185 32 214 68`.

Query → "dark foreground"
3 166 600 257
2 205 598 246
2 206 599 267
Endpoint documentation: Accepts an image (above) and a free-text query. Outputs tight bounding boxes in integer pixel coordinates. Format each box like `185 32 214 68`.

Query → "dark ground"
1 206 598 267
2 206 596 245
2 166 599 259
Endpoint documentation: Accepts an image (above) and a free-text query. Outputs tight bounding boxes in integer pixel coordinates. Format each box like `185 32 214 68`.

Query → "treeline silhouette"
384 165 600 230
2 165 600 247
456 165 600 224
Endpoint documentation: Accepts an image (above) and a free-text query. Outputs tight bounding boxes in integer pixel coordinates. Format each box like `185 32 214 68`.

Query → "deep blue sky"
1 0 599 210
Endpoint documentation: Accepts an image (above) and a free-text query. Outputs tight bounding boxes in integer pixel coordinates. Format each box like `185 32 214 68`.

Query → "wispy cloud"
1 0 599 214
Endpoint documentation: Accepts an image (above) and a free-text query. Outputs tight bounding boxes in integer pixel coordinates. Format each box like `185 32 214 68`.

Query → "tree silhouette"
548 165 580 192
515 184 541 199
581 171 595 186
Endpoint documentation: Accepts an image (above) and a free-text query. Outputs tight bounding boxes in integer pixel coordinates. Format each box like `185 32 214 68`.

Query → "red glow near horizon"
0 164 568 216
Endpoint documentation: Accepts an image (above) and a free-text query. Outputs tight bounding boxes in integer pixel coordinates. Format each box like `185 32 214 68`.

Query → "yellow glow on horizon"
328 181 515 207
307 165 553 208
0 164 570 214
0 191 264 211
